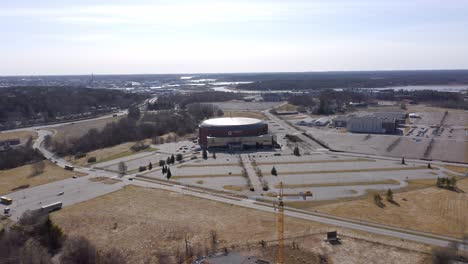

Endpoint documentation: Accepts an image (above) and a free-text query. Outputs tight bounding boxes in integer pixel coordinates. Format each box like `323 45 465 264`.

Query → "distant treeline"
52 104 222 156
237 70 468 90
148 91 240 110
0 86 147 123
377 90 467 109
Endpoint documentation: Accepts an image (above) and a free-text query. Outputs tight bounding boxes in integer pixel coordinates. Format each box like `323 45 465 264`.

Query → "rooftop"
200 117 264 127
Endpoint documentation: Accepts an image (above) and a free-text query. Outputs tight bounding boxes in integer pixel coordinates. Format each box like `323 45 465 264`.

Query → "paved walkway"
240 154 263 192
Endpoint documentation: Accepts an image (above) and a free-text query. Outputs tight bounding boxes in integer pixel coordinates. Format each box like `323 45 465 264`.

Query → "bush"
74 152 86 159
138 166 147 172
60 236 97 264
159 160 165 166
176 154 183 162
87 157 97 163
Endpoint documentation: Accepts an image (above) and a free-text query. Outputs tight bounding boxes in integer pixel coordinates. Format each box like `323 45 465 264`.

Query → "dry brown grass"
444 165 468 174
66 139 154 166
276 179 400 189
172 173 243 179
51 185 430 263
257 158 373 166
52 116 123 142
0 131 37 141
279 165 429 175
195 180 204 185
178 163 237 168
222 185 248 191
315 178 468 239
223 111 268 120
0 161 86 195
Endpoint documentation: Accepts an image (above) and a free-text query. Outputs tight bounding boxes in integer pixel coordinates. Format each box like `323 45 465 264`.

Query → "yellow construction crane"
277 181 284 264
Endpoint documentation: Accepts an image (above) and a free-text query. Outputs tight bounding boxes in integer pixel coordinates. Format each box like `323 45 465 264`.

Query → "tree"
159 160 165 167
118 162 127 176
293 146 300 156
166 168 172 180
386 189 393 202
148 162 153 170
436 177 442 188
176 153 183 162
32 160 45 176
450 177 457 189
43 135 52 148
400 102 407 110
271 166 278 176
373 193 384 207
428 163 431 169
170 154 175 164
60 236 97 264
166 157 171 165
202 149 208 159
401 157 405 165
212 152 216 159
128 106 141 120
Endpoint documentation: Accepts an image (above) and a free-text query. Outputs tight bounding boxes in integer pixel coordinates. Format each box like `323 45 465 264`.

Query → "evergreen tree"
450 177 457 189
170 154 175 164
148 162 153 170
436 177 442 188
212 152 216 159
166 157 171 165
427 163 431 169
386 189 393 202
401 157 405 165
202 149 208 159
271 166 278 176
166 168 172 180
293 146 300 156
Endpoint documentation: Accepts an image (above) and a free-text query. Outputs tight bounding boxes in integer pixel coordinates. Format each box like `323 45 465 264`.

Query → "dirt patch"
0 131 37 141
102 178 122 185
51 185 430 263
315 178 468 239
0 161 86 195
89 176 109 182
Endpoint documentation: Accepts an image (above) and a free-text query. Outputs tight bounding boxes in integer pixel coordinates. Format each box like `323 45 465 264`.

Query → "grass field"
257 158 373 166
51 185 430 263
278 165 429 175
444 165 468 174
0 161 86 195
172 173 243 179
275 179 400 189
0 131 37 141
67 140 154 166
52 115 123 142
315 178 468 239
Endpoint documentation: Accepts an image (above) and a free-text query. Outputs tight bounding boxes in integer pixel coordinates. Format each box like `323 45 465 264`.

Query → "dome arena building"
198 117 274 150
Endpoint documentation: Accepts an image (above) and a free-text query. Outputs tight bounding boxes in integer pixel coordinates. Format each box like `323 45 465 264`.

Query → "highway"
0 105 466 251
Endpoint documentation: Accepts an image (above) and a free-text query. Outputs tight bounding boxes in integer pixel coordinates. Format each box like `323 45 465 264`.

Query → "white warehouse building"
346 116 386 133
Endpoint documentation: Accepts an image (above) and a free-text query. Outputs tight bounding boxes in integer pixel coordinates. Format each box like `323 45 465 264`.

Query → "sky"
2 0 468 75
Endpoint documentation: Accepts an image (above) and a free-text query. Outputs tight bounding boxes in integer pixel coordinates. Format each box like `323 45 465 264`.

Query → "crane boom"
277 181 284 264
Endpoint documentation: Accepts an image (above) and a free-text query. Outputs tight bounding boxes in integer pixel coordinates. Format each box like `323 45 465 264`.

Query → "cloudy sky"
2 0 468 75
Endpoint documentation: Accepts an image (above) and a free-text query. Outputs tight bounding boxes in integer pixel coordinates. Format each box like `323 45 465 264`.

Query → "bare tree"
60 236 97 264
31 160 45 177
118 162 127 176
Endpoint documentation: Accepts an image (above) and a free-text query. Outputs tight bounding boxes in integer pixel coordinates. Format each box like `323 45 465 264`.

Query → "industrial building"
332 112 406 134
198 117 273 150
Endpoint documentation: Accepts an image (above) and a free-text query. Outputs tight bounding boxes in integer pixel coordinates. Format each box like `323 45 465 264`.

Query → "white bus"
41 201 63 212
